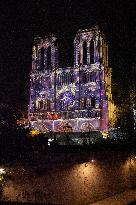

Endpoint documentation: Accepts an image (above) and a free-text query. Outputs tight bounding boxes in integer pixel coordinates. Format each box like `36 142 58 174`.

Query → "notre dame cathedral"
28 25 116 132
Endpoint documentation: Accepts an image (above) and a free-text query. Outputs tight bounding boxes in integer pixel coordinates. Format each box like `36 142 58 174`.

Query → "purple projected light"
28 26 111 132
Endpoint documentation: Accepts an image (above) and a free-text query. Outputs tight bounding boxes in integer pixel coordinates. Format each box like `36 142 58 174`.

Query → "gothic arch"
90 73 92 82
47 99 51 110
61 100 64 110
84 97 87 107
38 99 43 109
98 38 102 63
90 39 94 64
87 72 89 83
61 73 65 85
58 74 60 85
67 73 69 84
83 41 87 65
78 50 80 65
92 71 96 82
60 74 62 85
67 73 70 84
47 46 51 69
54 40 58 48
40 47 44 71
64 73 67 85
54 40 59 67
71 73 74 83
83 72 85 83
91 97 95 108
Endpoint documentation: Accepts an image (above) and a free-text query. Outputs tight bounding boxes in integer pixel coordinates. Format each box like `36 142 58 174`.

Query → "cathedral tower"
28 26 115 132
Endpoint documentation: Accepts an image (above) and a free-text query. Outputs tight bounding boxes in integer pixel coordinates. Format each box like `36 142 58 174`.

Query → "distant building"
28 26 116 132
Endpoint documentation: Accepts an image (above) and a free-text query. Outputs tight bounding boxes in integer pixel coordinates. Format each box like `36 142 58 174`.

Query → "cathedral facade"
28 26 115 132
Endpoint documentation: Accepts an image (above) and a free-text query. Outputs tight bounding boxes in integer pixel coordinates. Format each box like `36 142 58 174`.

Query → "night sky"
0 0 136 114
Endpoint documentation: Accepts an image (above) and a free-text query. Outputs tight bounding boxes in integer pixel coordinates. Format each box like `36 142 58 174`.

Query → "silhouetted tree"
114 67 136 139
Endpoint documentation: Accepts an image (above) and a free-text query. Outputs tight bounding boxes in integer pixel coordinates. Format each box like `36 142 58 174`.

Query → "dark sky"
0 0 136 112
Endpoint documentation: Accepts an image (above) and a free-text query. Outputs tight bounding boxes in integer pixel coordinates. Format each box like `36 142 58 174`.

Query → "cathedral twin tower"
29 26 115 132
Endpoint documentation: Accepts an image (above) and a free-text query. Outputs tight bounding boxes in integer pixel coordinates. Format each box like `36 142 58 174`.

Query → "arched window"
71 73 74 83
83 73 85 83
62 74 65 85
85 73 88 83
61 101 64 110
84 97 87 108
88 111 91 118
68 73 71 84
60 74 62 85
54 40 59 67
92 72 96 82
44 100 47 110
91 111 95 118
78 50 81 65
96 111 100 118
98 38 102 63
90 39 94 64
61 74 64 85
67 73 69 85
68 73 70 84
47 99 50 110
58 74 60 86
83 72 87 83
54 40 58 48
91 97 95 108
90 73 92 82
47 46 51 69
35 46 38 70
38 100 43 109
40 47 44 71
83 41 87 65
87 73 89 83
64 73 67 85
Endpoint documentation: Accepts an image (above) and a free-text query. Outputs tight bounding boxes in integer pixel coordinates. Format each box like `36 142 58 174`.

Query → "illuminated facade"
28 26 115 132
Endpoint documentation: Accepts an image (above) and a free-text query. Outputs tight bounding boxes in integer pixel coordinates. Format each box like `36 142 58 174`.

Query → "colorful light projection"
28 26 112 132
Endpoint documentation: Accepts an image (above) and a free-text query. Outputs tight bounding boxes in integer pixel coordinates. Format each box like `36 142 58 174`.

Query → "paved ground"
1 151 136 205
91 189 136 205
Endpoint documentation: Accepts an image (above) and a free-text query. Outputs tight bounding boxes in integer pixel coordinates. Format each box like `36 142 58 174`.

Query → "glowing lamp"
30 130 40 136
101 131 109 139
0 168 6 175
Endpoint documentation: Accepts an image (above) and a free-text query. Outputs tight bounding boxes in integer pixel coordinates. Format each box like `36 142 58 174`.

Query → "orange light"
30 130 40 137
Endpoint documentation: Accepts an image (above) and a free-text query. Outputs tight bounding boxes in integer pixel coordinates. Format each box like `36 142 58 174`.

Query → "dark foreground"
0 141 136 205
